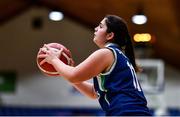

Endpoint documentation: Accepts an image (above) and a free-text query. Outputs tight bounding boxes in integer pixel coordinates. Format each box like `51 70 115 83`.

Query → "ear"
106 32 114 41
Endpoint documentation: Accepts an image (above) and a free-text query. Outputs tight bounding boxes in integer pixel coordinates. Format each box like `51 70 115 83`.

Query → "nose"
94 27 98 32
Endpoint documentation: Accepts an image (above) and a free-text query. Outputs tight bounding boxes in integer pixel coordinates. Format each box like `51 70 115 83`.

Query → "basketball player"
38 15 152 116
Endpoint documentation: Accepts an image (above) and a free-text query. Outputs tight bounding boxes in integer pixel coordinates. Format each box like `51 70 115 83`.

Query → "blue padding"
0 106 180 116
0 106 105 116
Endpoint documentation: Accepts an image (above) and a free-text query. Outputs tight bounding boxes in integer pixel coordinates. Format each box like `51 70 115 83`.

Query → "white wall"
0 6 180 110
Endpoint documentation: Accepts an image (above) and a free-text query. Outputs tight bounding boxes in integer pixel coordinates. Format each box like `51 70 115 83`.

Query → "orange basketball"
37 43 72 76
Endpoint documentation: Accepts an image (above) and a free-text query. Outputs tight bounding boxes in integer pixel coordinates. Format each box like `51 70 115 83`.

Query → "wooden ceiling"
0 0 180 69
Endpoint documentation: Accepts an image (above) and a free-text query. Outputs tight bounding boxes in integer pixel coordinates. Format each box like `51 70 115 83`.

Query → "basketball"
37 43 72 76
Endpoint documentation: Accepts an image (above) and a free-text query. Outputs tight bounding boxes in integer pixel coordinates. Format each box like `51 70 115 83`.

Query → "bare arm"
50 48 113 83
71 81 97 99
38 45 114 83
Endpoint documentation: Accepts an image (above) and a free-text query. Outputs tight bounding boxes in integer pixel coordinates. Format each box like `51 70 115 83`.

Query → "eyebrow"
99 22 104 26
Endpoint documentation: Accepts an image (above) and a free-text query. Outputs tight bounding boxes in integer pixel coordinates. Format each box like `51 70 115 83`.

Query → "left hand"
37 44 63 65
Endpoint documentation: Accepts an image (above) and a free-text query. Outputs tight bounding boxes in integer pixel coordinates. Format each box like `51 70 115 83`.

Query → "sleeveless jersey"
93 43 152 116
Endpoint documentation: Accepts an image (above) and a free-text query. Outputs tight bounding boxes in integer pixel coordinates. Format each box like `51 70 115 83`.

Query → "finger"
60 48 63 51
57 48 64 57
43 44 47 47
48 43 62 49
40 58 47 65
42 44 47 48
70 58 75 66
59 48 63 54
51 47 59 52
40 47 48 53
37 54 48 58
44 44 51 51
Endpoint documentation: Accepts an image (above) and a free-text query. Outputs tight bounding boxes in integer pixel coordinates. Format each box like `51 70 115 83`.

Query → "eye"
99 24 103 28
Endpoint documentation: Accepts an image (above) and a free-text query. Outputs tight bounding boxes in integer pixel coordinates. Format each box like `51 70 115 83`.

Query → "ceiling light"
133 33 151 42
49 11 64 21
132 4 147 25
132 14 147 25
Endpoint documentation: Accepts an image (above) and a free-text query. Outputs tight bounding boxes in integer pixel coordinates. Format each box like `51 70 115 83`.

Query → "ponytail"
105 15 138 72
125 34 138 72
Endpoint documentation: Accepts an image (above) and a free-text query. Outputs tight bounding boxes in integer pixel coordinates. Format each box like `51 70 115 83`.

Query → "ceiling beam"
0 0 33 25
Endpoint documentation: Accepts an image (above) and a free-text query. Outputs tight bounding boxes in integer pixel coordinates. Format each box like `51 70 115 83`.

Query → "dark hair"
105 15 138 71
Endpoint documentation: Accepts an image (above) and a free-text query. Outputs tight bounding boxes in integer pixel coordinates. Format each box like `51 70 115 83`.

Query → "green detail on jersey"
97 74 107 92
97 74 110 105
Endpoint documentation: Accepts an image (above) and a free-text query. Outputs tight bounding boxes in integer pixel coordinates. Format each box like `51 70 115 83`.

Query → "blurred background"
0 0 180 116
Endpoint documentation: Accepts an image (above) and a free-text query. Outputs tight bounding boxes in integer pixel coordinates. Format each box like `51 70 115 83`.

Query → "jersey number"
127 61 142 92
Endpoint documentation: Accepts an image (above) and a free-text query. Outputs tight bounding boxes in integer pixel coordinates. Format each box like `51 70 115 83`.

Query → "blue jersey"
93 43 152 116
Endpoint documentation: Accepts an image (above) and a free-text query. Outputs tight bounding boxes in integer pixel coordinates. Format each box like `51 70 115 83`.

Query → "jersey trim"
105 94 110 105
101 47 117 75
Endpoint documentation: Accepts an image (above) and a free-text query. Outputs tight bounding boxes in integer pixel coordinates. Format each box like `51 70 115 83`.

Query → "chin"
93 38 96 43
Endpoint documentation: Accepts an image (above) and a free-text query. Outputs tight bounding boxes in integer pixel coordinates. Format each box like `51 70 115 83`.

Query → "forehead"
100 18 107 25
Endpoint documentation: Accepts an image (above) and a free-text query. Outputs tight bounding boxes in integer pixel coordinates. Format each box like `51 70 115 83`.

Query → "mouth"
94 33 96 37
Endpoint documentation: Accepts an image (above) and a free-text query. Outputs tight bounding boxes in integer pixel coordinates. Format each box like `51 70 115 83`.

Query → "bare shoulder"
80 48 114 67
93 48 113 57
91 48 114 73
88 48 114 67
73 48 114 81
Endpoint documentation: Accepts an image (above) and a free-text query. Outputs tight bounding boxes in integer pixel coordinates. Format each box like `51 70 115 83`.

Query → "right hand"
37 44 63 65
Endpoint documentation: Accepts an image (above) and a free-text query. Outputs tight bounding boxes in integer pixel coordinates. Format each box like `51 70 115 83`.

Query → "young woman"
38 15 152 116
